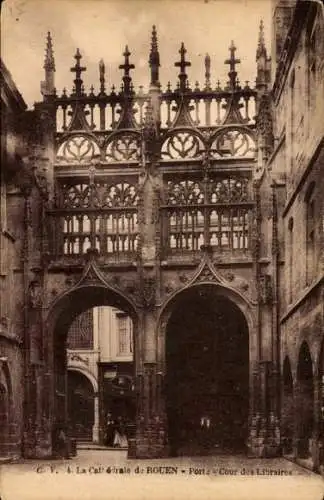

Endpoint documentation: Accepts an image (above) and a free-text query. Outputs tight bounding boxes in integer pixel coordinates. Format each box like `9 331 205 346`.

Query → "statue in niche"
28 280 43 309
142 277 156 309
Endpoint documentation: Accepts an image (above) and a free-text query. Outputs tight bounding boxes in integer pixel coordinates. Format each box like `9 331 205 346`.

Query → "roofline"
1 58 27 111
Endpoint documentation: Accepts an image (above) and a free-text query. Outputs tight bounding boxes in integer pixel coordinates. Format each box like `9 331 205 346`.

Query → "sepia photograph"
0 0 324 498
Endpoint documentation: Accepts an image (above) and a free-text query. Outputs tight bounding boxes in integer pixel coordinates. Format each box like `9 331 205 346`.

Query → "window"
67 309 94 349
117 313 133 356
305 182 316 286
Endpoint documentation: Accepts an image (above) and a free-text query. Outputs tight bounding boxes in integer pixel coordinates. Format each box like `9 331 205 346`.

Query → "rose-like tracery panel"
61 183 92 208
161 131 205 160
105 132 141 162
166 180 204 205
57 180 139 209
209 177 249 203
101 181 139 208
210 128 256 158
56 135 101 164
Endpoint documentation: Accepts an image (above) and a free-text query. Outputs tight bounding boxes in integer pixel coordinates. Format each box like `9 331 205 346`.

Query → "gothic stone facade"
0 1 323 470
1 61 33 458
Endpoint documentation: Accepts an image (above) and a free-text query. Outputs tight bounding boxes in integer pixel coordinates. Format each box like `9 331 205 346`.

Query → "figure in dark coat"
105 413 116 447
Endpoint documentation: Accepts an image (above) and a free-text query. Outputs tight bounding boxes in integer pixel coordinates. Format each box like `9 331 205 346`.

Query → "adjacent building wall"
269 0 324 470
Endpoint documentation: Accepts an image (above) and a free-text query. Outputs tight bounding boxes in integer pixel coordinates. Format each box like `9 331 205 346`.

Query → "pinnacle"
205 53 211 89
149 25 160 64
151 25 158 50
149 25 160 86
256 19 267 59
44 31 55 71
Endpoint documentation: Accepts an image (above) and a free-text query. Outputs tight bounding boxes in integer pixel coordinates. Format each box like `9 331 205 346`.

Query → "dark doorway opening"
282 356 294 454
165 285 249 456
296 342 314 459
0 383 9 454
67 370 94 441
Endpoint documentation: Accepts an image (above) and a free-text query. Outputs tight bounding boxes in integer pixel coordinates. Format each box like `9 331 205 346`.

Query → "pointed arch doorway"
165 285 249 456
47 283 138 450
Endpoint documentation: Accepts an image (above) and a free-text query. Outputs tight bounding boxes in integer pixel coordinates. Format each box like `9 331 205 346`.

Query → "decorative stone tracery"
23 23 283 461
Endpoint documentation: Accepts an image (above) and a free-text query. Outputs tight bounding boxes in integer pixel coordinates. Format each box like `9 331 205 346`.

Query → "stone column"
98 364 105 444
248 361 280 457
134 360 168 459
93 393 100 443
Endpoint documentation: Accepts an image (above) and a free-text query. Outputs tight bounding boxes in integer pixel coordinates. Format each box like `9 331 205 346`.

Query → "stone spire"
256 19 270 91
41 31 55 97
256 19 267 60
149 25 160 87
44 32 55 71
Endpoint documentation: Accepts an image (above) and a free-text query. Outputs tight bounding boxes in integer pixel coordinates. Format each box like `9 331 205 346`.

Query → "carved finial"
119 45 135 94
149 25 160 86
256 19 267 60
70 48 86 96
175 42 191 92
99 58 105 94
44 32 55 71
225 40 240 90
205 53 211 90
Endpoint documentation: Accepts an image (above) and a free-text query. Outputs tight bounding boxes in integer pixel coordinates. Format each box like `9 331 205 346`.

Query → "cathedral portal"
165 285 249 456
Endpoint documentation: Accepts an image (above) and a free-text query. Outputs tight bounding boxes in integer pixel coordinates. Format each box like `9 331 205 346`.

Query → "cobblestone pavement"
1 449 323 500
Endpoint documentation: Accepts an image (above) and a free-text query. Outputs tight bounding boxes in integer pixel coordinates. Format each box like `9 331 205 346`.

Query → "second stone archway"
158 283 255 457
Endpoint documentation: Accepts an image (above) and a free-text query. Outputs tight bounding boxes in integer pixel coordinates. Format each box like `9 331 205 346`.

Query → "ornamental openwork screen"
161 174 253 256
50 177 139 260
43 26 261 262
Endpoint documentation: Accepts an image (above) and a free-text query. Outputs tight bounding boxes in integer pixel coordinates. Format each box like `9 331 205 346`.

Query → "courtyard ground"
0 448 323 500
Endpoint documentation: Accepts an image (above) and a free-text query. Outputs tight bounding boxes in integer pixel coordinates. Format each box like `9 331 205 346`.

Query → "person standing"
114 416 128 448
105 413 115 447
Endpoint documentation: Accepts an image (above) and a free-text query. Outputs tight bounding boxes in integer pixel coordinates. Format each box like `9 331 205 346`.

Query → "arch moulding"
67 366 98 394
156 255 258 374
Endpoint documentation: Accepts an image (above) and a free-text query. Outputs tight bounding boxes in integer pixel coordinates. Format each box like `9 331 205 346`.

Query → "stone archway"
46 284 139 453
296 341 314 458
162 283 250 456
